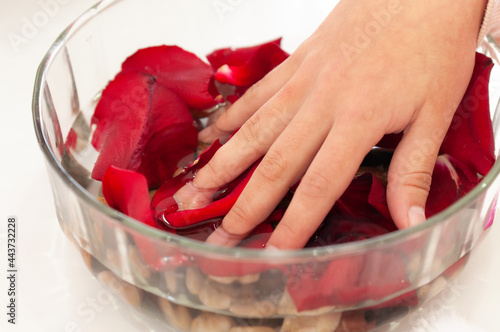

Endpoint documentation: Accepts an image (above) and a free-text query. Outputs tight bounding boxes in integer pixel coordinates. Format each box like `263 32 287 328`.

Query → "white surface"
1 1 500 331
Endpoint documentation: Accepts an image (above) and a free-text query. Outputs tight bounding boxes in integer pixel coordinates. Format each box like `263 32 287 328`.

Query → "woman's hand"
177 0 487 249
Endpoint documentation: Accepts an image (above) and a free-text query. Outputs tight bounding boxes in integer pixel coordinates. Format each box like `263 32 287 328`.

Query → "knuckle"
299 170 331 198
226 204 253 231
277 221 302 240
257 151 288 184
195 159 232 188
239 116 264 146
389 169 433 194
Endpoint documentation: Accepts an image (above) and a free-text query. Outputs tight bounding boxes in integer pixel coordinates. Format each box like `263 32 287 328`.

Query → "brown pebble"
280 312 341 332
191 313 235 332
157 297 192 331
80 248 93 271
198 279 232 310
337 310 376 332
230 299 277 318
128 245 151 279
229 327 275 332
186 267 205 296
97 271 142 308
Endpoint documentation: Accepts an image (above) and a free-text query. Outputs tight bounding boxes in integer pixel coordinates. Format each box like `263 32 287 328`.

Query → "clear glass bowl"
32 0 500 331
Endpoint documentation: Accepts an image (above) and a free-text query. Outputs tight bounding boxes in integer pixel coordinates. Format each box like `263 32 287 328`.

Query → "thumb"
386 110 449 229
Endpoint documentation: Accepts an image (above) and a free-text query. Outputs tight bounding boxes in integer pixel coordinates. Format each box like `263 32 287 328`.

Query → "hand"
179 0 487 249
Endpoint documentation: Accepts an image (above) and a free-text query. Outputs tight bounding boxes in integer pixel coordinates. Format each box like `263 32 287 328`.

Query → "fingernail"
206 225 241 247
198 126 213 143
265 244 280 252
173 182 214 211
407 206 426 228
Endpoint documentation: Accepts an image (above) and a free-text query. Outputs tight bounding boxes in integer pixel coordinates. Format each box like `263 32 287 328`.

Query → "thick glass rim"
32 0 500 259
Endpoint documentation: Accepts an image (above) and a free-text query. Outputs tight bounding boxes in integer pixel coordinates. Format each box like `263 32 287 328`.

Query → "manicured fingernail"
407 206 426 227
206 225 242 247
265 244 280 252
198 126 213 143
206 226 231 246
173 181 214 211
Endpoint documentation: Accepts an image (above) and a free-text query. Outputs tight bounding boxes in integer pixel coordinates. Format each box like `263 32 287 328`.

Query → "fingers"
191 66 311 192
386 102 453 229
205 104 334 246
198 57 299 143
266 120 385 249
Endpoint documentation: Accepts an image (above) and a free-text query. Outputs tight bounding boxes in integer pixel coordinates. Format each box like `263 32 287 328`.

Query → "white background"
1 0 500 331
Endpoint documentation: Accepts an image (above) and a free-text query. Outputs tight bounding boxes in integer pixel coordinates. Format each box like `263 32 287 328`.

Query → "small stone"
280 312 341 332
198 279 232 310
128 245 151 279
106 248 121 270
191 313 235 332
80 248 93 271
229 327 275 332
230 299 277 317
186 267 205 296
336 310 376 332
427 277 448 299
97 270 142 308
164 270 179 294
277 290 297 315
157 297 192 331
208 273 261 285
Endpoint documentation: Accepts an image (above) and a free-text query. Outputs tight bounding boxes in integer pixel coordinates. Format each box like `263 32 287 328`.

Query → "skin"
177 0 489 249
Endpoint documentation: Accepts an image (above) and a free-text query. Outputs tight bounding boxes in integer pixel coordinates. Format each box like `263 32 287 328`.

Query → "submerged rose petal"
137 122 198 188
291 227 415 311
65 128 77 151
91 71 197 187
287 256 365 311
102 166 157 227
121 45 216 110
159 162 260 228
102 166 175 270
196 211 284 277
332 173 397 232
425 154 481 217
151 140 223 215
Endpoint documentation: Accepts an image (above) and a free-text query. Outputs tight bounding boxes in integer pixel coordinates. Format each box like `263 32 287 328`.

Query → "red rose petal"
91 71 197 187
102 166 157 227
287 256 365 311
151 140 223 215
214 42 289 87
65 128 77 151
137 122 198 188
121 45 216 110
333 173 397 232
426 154 481 217
102 166 175 270
160 161 260 228
206 37 283 70
440 52 495 176
196 211 284 277
91 72 153 178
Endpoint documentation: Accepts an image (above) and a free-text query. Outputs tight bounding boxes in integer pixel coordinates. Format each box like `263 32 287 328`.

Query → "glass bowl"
32 0 500 331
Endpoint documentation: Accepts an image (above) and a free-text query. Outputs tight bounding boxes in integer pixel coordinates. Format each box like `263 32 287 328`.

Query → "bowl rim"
32 0 500 259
